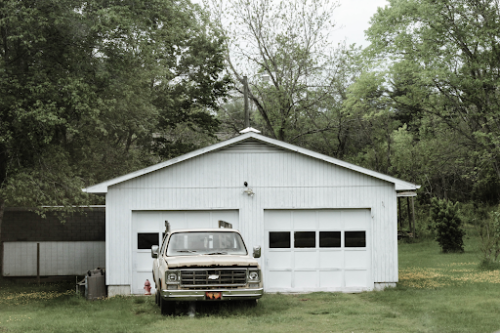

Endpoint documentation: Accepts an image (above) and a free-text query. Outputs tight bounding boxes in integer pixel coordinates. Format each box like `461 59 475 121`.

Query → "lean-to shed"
84 128 419 296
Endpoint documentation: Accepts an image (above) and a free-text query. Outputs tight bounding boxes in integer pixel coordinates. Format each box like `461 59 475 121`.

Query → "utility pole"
243 76 249 128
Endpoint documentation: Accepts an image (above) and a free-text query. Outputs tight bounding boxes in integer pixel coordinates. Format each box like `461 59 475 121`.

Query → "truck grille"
180 268 247 287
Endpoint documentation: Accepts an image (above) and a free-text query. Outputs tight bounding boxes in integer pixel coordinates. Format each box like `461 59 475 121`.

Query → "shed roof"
83 131 420 194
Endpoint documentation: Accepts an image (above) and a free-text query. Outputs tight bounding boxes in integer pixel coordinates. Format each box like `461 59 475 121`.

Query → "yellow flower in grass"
449 269 474 273
399 268 445 289
451 270 500 284
399 268 443 280
0 290 73 303
439 262 476 267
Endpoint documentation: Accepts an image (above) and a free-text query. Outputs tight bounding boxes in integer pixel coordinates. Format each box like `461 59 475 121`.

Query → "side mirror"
253 246 261 259
151 245 159 259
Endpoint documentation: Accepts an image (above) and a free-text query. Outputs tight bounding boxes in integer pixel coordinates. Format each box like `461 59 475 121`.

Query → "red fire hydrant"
144 279 152 295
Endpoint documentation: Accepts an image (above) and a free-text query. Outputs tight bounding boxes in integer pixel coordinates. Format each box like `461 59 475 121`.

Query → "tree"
209 0 353 144
343 61 489 203
366 0 500 195
479 209 500 264
431 198 465 253
0 0 231 269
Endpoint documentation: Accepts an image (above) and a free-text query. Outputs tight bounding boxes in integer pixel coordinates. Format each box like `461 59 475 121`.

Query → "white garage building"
84 129 419 296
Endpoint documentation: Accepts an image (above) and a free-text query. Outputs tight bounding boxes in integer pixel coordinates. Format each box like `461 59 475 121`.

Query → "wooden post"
243 76 249 128
411 197 416 239
406 197 412 236
37 243 40 286
398 197 402 229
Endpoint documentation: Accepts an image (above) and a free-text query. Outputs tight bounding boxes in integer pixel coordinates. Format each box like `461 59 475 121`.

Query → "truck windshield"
166 232 248 256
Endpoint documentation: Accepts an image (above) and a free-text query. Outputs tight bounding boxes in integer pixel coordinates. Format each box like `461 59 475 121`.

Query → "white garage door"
132 210 239 295
264 209 372 292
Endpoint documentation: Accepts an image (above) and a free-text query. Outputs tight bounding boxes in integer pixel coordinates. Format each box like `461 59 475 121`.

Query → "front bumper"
160 288 264 301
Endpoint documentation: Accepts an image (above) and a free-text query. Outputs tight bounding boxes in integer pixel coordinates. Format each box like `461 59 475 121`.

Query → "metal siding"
3 241 104 276
106 142 398 287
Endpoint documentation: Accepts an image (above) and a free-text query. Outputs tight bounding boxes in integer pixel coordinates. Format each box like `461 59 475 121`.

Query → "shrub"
478 210 500 264
430 198 465 253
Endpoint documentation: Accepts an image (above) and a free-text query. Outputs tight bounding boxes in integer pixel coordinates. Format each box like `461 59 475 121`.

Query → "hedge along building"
84 128 420 296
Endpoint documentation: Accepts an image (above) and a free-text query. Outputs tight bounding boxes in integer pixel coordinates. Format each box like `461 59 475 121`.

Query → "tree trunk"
406 197 412 234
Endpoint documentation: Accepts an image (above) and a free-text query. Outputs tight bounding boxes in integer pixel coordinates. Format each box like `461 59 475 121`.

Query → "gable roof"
83 132 420 194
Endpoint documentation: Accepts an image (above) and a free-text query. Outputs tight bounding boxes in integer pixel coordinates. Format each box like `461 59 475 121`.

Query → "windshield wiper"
206 251 228 255
176 250 198 253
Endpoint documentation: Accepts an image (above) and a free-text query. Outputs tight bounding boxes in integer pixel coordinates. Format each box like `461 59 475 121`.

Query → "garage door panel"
294 251 318 270
136 252 153 271
342 210 370 229
295 271 318 289
319 251 343 269
344 251 367 269
317 210 342 229
292 210 317 229
266 210 292 230
161 212 187 230
345 270 368 287
319 271 342 288
267 251 292 270
267 271 292 289
135 212 164 230
184 211 212 228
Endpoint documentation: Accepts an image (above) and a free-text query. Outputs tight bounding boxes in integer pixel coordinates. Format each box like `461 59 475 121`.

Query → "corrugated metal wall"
3 241 105 276
106 139 397 287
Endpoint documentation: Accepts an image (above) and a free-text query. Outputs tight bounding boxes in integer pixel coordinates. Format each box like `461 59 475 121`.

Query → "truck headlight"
167 272 178 282
248 271 259 281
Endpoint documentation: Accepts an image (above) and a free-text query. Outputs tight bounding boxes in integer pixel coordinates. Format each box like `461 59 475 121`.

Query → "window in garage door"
319 231 341 248
137 233 160 249
294 232 315 248
269 232 291 248
345 231 366 247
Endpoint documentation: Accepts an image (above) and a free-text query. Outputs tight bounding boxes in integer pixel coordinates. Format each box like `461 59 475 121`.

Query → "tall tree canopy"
0 0 231 262
343 0 500 202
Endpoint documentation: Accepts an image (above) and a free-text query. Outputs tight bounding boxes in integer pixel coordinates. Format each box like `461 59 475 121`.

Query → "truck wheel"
160 297 175 316
155 290 159 306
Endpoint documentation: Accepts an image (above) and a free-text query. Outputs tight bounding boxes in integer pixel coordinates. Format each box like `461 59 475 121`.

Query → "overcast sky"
198 0 390 48
330 0 389 47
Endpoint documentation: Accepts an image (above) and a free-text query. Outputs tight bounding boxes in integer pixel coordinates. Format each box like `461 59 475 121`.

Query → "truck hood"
166 255 259 268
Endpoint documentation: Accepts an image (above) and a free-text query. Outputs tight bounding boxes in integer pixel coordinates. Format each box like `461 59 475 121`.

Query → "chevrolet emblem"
208 274 219 280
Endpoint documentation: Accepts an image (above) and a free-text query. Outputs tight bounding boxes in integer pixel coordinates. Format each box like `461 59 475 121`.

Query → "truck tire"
155 290 159 306
160 296 175 316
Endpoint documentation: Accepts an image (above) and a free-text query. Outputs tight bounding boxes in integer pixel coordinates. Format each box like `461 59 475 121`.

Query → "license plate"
206 292 222 300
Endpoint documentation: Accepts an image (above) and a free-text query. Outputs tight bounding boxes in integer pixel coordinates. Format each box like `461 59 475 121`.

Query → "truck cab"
151 223 263 315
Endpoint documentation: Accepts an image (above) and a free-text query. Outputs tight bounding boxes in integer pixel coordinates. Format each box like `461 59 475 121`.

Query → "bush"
430 197 465 253
478 209 500 264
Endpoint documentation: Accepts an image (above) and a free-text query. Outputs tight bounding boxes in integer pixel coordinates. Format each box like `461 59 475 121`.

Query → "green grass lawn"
1 237 499 333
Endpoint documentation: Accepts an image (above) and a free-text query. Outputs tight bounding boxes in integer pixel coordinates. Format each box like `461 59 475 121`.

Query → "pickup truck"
151 223 263 315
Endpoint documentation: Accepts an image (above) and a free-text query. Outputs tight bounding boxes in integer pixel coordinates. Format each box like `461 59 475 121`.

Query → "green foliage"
363 0 500 203
0 0 231 213
478 208 500 264
430 198 465 253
